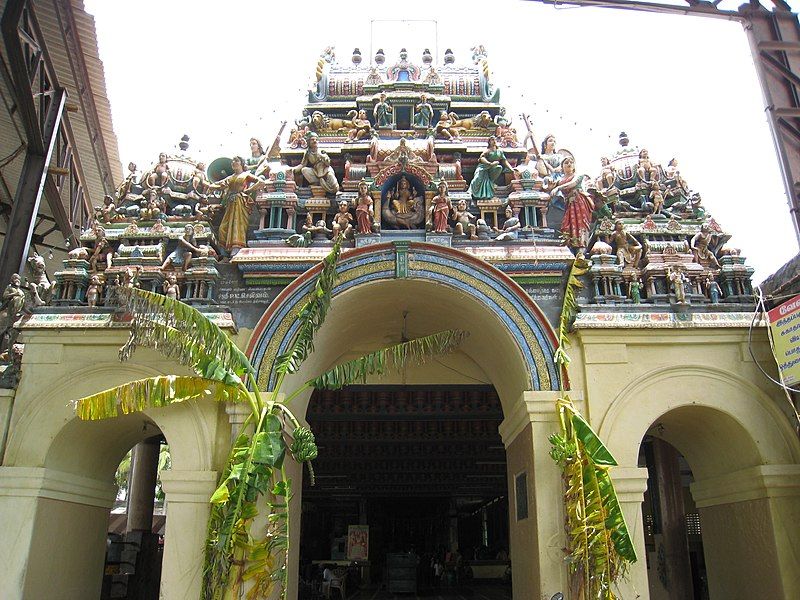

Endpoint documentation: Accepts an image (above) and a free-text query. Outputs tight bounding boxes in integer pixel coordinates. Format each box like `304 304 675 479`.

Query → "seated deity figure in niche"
413 94 433 128
382 176 425 229
470 136 513 200
374 93 393 128
332 200 354 240
294 132 340 194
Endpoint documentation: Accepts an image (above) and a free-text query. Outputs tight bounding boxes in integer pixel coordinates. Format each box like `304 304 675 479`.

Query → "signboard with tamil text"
767 294 800 385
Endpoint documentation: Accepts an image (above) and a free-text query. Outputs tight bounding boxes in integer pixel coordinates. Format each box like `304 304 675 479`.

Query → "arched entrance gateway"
246 242 566 600
2 40 800 600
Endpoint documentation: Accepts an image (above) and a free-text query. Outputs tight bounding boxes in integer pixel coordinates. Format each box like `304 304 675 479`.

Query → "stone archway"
246 242 565 599
0 346 222 600
598 365 800 600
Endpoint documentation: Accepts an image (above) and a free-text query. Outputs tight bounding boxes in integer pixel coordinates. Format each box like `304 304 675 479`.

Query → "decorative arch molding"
6 362 217 477
247 242 560 391
598 364 800 469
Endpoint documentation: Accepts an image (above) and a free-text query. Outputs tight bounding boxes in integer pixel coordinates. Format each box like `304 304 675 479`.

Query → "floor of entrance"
300 386 511 599
345 583 512 599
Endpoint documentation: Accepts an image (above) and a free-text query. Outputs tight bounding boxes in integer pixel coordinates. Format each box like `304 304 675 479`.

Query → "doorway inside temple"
298 385 513 599
640 437 708 600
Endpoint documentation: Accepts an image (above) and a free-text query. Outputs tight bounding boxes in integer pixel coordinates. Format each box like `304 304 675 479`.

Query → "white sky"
84 0 800 282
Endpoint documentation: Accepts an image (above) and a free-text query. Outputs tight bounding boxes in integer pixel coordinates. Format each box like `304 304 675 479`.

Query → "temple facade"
1 42 799 600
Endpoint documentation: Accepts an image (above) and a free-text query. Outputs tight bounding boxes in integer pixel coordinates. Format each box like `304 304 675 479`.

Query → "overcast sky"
84 0 800 282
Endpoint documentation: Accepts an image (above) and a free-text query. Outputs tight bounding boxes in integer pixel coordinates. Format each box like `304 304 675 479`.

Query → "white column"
159 469 218 600
610 466 650 600
499 390 570 600
0 466 117 600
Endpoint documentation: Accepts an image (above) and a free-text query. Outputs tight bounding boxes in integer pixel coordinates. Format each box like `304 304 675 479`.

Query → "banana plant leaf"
307 329 468 390
75 375 244 420
117 287 255 383
571 412 618 467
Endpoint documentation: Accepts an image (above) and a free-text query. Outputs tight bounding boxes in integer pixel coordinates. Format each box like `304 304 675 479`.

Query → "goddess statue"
413 94 433 128
295 133 340 194
246 138 265 171
536 135 565 184
207 156 263 254
374 93 393 128
382 176 425 229
355 180 375 234
430 181 452 233
551 157 594 250
470 136 513 200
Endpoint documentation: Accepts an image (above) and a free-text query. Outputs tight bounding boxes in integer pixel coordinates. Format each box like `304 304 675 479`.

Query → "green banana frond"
275 239 342 376
571 412 618 467
555 256 590 367
307 329 469 390
595 465 637 563
75 375 244 421
117 287 254 385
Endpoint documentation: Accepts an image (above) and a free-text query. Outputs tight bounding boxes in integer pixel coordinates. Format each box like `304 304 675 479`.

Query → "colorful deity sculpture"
551 157 594 250
494 205 521 241
207 156 263 255
295 133 340 194
431 181 452 233
413 94 433 128
453 199 477 239
332 200 354 240
470 136 513 200
374 93 393 128
355 180 375 234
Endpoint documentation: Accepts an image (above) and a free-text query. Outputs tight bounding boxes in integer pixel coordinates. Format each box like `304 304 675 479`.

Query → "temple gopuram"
2 44 799 600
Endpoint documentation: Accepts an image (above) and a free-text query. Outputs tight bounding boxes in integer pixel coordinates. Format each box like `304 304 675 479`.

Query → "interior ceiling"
305 385 506 501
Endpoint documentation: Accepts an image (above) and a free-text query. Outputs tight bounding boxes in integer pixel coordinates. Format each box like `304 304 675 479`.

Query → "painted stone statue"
494 205 521 241
162 224 203 271
413 94 433 128
453 199 477 239
431 180 452 233
470 136 513 200
332 200 354 240
382 176 425 229
550 157 594 250
207 156 263 255
609 221 642 268
355 180 375 234
373 93 393 128
295 133 340 194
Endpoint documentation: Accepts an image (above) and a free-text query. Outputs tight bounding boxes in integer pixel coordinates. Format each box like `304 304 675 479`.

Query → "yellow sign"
767 294 800 385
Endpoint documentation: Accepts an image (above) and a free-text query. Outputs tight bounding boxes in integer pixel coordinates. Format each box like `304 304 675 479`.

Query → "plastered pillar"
690 464 800 600
159 469 218 600
610 466 650 600
499 390 570 600
0 466 117 600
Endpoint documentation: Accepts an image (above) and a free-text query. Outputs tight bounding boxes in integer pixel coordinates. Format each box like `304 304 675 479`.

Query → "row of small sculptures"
287 179 522 246
621 269 724 305
591 221 727 271
288 98 516 146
